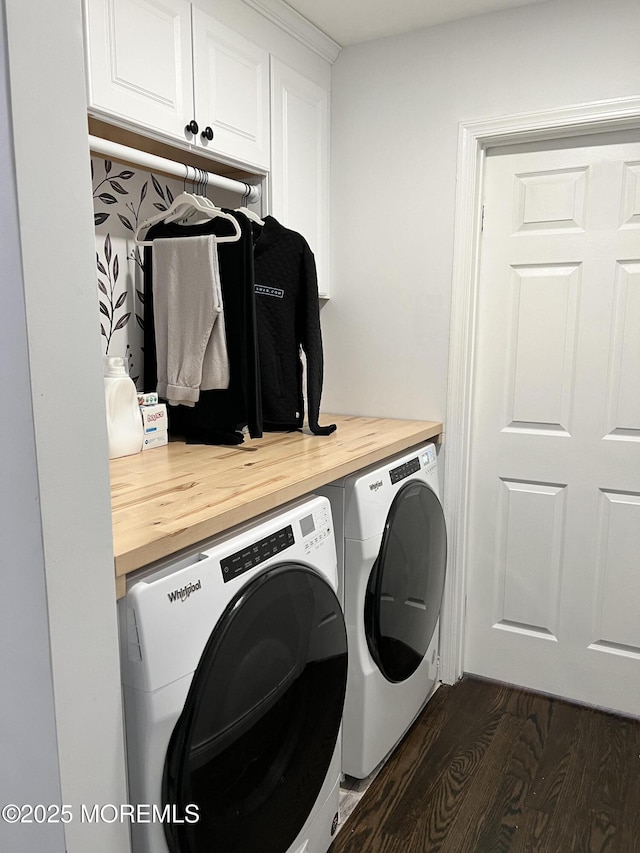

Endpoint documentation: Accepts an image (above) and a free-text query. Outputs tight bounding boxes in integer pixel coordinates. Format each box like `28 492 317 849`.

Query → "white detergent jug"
104 356 144 459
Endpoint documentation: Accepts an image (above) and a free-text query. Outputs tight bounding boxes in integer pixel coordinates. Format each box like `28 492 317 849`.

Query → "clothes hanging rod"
88 135 262 204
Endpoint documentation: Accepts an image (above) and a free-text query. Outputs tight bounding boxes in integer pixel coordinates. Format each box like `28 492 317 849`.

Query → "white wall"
3 1 129 851
0 6 65 850
323 0 640 424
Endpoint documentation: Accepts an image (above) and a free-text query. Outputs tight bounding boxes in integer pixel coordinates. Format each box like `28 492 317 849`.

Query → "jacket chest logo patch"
255 284 285 298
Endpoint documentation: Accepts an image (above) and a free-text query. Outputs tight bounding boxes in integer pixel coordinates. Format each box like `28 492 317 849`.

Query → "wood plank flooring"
330 677 640 853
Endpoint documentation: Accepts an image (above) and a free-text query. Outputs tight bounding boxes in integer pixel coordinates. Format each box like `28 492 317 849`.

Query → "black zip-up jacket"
253 216 336 436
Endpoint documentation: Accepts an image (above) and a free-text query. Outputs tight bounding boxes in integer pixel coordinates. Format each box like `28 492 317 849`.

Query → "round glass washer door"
162 563 347 853
365 480 447 683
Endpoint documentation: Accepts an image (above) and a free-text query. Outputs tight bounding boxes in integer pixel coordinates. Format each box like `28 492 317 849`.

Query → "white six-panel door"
464 137 640 715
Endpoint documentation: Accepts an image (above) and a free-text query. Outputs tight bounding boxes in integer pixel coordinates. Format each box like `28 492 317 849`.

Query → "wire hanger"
134 167 242 245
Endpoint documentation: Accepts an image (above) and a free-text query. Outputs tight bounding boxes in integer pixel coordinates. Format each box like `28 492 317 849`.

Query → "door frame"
441 95 640 685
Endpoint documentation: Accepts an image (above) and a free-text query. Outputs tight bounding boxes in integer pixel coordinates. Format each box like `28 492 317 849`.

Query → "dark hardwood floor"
330 677 640 853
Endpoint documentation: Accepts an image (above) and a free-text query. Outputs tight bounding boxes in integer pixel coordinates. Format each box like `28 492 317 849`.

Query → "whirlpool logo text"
167 579 202 603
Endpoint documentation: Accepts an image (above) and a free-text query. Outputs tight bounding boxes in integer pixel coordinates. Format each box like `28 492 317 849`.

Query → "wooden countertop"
110 414 442 596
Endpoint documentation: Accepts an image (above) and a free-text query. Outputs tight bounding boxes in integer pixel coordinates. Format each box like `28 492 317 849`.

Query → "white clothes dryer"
118 495 347 853
317 443 446 779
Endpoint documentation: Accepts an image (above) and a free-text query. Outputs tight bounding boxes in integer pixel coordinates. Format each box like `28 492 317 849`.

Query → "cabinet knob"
201 126 214 141
185 119 199 135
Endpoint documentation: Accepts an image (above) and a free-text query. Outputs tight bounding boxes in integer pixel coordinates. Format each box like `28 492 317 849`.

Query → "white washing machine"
317 442 446 779
118 495 347 853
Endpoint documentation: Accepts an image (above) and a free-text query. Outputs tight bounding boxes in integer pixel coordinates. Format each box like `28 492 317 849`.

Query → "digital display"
300 514 315 537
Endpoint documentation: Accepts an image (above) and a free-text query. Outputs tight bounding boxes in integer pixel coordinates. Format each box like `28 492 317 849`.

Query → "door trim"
442 96 640 685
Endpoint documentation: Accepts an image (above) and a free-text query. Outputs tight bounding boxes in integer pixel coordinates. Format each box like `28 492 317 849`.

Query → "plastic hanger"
235 206 265 226
164 192 216 225
134 192 242 245
235 181 264 226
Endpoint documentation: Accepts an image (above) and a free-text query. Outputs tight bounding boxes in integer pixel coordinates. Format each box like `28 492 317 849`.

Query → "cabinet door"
85 0 194 142
192 7 270 169
270 59 330 298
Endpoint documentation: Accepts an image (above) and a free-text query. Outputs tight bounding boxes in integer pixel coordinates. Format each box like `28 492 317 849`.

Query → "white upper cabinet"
84 0 337 293
85 0 194 142
191 8 269 169
270 59 330 297
85 0 270 169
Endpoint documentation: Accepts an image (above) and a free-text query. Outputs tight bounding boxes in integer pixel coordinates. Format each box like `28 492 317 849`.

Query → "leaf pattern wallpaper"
91 155 185 387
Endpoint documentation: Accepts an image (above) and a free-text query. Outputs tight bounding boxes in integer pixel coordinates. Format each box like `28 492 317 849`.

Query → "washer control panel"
221 525 294 582
302 504 332 554
389 456 420 484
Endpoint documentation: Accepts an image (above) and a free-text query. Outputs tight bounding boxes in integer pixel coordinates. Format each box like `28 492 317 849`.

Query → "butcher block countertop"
110 414 442 597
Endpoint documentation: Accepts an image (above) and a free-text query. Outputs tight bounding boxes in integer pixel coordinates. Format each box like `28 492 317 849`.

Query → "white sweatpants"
152 234 230 406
